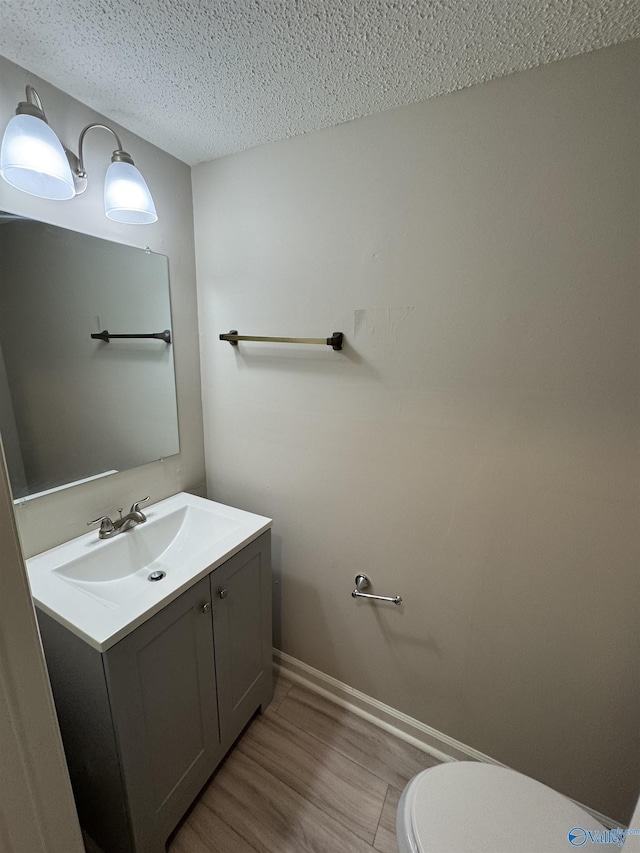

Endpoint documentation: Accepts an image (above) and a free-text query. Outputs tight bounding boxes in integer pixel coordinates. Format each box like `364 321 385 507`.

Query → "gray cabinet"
37 531 272 853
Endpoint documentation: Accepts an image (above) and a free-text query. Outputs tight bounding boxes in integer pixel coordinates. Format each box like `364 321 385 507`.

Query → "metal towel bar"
91 329 172 343
220 330 343 351
352 574 402 605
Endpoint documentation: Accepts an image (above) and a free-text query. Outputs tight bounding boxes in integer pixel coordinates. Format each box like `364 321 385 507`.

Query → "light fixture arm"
76 123 134 178
15 85 47 120
25 85 43 112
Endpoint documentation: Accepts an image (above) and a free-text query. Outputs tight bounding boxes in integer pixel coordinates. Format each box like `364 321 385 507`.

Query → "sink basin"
26 493 272 650
52 503 240 606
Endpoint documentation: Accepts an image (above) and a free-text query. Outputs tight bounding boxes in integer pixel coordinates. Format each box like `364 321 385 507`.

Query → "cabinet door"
104 577 221 852
212 531 273 749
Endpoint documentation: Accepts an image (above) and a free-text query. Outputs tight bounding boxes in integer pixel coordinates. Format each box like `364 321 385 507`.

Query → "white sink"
26 493 272 651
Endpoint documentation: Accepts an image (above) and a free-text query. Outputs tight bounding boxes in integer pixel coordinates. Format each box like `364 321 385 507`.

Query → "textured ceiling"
0 1 638 165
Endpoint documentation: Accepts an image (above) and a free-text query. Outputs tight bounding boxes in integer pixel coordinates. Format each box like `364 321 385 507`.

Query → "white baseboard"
273 648 619 830
273 648 500 765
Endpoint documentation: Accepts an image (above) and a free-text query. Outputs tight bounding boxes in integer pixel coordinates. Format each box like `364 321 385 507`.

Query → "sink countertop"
26 492 272 652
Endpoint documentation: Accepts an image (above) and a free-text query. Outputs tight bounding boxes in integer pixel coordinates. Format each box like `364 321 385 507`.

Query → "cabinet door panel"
136 605 211 805
212 531 272 749
105 577 220 851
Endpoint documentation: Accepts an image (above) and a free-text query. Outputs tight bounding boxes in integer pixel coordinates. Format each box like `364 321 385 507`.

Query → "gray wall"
193 41 639 823
0 446 84 853
0 55 206 556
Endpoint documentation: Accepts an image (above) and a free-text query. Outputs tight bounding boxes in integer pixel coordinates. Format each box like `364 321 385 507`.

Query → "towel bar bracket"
327 332 343 350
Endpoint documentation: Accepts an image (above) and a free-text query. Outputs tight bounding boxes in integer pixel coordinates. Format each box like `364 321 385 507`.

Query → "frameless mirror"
0 211 180 500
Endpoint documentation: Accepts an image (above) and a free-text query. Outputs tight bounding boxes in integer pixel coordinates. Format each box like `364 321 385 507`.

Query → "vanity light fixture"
0 86 157 224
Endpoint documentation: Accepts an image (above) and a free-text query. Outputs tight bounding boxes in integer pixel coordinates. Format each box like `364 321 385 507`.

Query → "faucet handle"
88 515 115 534
130 496 150 517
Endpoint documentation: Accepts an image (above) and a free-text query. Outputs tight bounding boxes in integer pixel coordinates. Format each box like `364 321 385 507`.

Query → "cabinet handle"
218 589 228 600
202 602 211 614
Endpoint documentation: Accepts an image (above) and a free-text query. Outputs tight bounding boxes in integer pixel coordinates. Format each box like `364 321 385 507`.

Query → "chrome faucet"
88 497 150 539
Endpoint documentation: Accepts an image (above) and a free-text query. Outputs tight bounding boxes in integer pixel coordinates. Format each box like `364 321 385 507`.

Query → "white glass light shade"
104 161 157 224
0 113 75 200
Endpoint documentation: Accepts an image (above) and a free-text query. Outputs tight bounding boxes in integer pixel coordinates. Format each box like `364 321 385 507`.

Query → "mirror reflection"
0 212 179 499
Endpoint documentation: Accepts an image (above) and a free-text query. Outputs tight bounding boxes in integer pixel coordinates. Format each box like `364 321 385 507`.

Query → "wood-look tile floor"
168 673 440 853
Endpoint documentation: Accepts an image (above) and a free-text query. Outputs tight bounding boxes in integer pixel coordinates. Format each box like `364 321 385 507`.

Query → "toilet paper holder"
352 574 402 606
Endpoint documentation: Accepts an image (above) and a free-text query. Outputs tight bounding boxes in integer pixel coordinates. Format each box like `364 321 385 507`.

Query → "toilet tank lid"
407 762 605 853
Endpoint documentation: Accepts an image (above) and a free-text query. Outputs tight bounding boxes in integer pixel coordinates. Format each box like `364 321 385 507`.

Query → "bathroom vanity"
27 493 273 853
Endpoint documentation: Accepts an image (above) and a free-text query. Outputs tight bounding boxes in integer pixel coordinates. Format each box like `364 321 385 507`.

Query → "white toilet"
397 761 606 853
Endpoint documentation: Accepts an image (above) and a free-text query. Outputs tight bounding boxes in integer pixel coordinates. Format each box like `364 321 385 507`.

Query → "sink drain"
148 570 166 582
